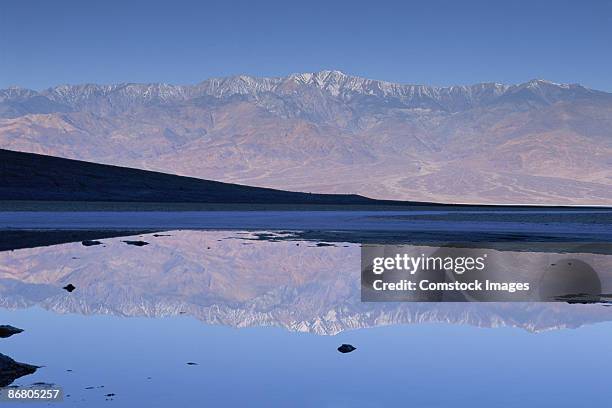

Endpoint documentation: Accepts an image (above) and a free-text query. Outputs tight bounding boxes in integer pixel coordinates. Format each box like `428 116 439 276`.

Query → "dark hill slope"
0 149 416 205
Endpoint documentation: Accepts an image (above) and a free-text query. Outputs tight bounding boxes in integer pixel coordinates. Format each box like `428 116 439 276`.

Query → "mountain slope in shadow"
0 149 420 205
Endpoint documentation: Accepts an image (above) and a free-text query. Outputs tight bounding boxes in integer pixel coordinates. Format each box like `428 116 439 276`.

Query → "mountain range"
1 70 611 204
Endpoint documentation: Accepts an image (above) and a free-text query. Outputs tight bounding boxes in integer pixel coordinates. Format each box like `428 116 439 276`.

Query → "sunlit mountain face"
1 230 611 335
1 71 611 205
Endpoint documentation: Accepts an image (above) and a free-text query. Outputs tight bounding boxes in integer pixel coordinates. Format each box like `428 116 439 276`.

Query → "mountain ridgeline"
2 71 610 118
1 70 611 205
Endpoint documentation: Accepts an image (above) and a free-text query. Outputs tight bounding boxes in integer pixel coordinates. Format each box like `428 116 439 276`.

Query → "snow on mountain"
2 70 601 116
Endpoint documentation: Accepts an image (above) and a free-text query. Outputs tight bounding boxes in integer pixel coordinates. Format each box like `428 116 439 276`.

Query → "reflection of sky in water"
1 229 611 406
2 308 612 407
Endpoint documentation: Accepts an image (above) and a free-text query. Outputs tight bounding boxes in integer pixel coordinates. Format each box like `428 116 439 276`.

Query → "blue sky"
1 0 611 90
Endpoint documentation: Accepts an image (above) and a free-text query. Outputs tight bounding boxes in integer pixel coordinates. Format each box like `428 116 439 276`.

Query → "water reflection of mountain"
1 230 611 335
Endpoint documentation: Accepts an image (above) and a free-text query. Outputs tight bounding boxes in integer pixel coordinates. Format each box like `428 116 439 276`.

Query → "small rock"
0 325 23 338
337 344 356 354
81 240 102 247
0 354 40 386
122 240 149 247
62 284 76 293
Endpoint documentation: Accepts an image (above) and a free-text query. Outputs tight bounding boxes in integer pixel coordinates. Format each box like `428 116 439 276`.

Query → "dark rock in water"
0 325 23 338
0 353 38 387
62 284 76 292
122 240 149 246
81 240 102 247
337 344 356 353
186 362 198 365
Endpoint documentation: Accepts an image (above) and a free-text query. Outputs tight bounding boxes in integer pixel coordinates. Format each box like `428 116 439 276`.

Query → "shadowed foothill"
0 230 153 252
0 149 421 206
